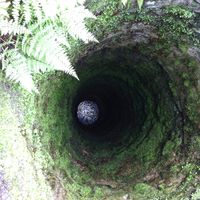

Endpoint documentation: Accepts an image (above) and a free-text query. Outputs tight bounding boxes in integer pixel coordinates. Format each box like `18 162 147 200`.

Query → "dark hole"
72 75 146 145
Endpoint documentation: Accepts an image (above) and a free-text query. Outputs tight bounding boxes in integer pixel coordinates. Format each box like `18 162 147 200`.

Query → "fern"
61 6 98 43
0 0 98 92
54 27 70 48
0 0 29 35
121 0 144 9
121 0 129 6
12 0 21 22
22 0 33 24
4 47 76 92
0 19 30 35
137 0 144 10
31 0 43 22
22 24 78 76
0 0 10 19
4 49 37 92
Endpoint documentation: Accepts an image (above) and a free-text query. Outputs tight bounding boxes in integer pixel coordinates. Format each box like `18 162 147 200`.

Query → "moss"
191 188 200 200
132 183 167 200
67 183 93 200
164 6 195 19
135 123 163 163
0 72 54 199
181 162 200 176
69 3 199 69
130 161 200 199
157 6 195 43
186 87 200 125
1 1 200 199
85 0 127 38
28 43 179 199
190 135 200 151
162 140 177 157
33 72 105 199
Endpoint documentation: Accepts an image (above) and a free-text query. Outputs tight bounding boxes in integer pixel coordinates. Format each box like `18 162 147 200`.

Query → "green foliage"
34 72 108 199
0 73 54 199
0 0 30 34
137 0 144 10
3 49 38 92
191 188 200 200
121 0 129 6
0 0 98 92
162 140 177 157
165 6 195 19
158 6 195 41
132 183 167 200
86 0 129 38
181 163 200 179
87 0 146 38
122 0 144 9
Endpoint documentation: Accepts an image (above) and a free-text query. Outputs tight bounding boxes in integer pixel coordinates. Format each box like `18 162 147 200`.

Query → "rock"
0 172 9 200
188 47 200 62
95 179 118 189
145 1 157 8
194 9 200 13
122 194 129 200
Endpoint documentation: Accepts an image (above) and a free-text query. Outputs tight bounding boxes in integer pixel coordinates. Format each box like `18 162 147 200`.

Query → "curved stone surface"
0 172 9 200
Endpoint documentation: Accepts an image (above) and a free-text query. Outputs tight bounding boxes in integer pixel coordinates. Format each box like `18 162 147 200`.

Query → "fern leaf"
32 0 43 21
21 25 78 79
38 0 58 20
121 0 129 6
58 0 86 9
12 0 21 22
4 49 38 92
27 58 53 73
56 0 77 10
0 0 10 19
62 6 98 43
1 0 103 92
76 0 86 4
0 53 3 61
54 26 70 48
0 19 30 35
22 0 32 24
137 0 144 10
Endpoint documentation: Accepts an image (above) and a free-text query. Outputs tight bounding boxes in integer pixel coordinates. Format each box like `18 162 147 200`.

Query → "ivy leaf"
137 0 144 10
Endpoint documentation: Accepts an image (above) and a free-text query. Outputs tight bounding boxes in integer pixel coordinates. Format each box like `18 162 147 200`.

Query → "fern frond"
0 0 101 92
54 26 70 48
61 6 98 43
22 0 32 24
12 0 21 22
0 0 10 19
21 25 78 78
38 0 58 20
0 49 3 60
32 0 43 21
121 0 129 6
4 48 59 91
0 19 30 35
137 0 144 10
4 49 37 92
76 0 86 4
